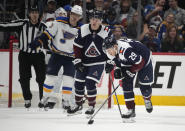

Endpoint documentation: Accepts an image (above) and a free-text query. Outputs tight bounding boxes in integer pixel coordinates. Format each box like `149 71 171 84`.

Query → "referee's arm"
0 19 26 32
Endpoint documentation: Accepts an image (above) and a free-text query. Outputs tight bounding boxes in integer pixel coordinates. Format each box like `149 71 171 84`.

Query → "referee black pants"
18 51 46 101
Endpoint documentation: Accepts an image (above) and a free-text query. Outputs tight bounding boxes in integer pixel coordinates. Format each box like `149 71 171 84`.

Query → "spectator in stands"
180 24 185 48
164 0 185 29
42 0 57 22
161 24 184 52
115 0 136 29
112 25 126 40
144 0 165 26
139 24 161 52
103 7 118 29
126 11 143 40
157 13 175 41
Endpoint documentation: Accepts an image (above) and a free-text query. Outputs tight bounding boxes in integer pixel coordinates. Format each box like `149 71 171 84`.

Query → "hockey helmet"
28 5 39 13
55 7 67 17
102 36 117 51
88 10 103 19
71 5 83 16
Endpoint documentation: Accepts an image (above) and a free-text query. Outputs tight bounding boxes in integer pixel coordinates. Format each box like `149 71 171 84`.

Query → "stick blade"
88 120 94 125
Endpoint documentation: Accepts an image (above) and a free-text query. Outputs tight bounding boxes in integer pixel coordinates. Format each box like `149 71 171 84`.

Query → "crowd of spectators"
1 0 185 53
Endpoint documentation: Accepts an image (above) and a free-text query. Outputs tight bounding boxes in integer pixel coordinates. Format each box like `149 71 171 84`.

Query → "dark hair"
164 24 182 42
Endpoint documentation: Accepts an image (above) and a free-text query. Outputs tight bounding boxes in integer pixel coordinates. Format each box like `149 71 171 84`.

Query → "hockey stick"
109 73 123 118
88 84 120 125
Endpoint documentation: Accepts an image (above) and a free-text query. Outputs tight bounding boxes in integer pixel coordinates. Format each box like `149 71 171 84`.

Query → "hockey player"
29 5 83 110
67 10 112 116
103 36 153 122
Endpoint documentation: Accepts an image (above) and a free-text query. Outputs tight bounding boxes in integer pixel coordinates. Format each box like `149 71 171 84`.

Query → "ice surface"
0 106 185 131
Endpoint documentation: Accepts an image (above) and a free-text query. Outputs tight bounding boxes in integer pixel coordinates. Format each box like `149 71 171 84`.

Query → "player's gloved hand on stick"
29 38 42 50
114 68 123 79
73 59 85 72
105 60 114 73
121 68 136 79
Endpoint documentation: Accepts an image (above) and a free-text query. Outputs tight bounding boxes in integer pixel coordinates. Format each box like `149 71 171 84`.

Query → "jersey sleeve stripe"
56 19 68 24
74 43 83 48
44 30 53 39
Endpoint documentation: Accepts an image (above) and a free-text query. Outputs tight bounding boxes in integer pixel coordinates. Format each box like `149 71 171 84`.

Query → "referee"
0 5 46 108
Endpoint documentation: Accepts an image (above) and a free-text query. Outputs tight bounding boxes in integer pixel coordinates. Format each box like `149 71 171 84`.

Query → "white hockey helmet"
55 7 67 17
71 5 82 16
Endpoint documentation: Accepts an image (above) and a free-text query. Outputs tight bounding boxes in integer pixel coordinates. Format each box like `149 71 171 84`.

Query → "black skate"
85 106 95 118
44 102 56 111
67 105 82 116
38 101 44 108
24 100 31 109
122 109 136 123
144 99 153 113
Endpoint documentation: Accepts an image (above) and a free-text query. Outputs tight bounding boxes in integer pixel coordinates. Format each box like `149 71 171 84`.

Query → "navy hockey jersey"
74 24 112 65
114 38 151 72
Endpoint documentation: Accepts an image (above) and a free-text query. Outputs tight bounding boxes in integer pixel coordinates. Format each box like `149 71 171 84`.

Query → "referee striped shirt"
0 19 47 53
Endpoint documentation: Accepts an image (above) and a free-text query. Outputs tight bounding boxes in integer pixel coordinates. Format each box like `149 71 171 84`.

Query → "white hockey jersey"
44 16 82 57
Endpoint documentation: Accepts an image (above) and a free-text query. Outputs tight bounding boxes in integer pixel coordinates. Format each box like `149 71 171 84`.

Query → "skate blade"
122 117 135 123
67 111 82 116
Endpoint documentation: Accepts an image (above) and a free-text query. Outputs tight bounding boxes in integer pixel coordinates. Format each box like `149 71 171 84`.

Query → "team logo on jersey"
93 71 98 77
63 30 76 40
85 42 101 57
144 75 149 81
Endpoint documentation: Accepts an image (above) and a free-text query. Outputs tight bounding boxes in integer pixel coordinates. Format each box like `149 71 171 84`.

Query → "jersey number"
129 52 137 61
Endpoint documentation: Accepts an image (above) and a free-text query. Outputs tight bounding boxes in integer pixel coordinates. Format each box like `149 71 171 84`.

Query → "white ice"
0 106 185 131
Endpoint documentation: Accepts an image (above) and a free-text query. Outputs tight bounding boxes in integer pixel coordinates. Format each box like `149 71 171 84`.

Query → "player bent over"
103 36 153 122
29 5 83 110
67 10 112 116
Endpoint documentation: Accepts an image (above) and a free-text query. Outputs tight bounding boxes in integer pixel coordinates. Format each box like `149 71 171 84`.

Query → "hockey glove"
73 59 85 73
121 68 136 79
29 38 42 50
105 60 114 73
114 68 123 79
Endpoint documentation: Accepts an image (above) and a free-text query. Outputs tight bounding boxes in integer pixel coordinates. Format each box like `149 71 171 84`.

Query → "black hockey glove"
73 59 85 72
121 68 136 79
114 68 123 79
105 60 114 73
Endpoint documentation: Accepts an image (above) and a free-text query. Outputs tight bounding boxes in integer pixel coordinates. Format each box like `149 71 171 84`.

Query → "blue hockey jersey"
74 24 112 65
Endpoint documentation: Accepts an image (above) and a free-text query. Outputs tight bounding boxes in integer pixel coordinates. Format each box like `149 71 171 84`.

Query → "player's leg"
41 53 62 109
121 77 136 121
85 64 104 116
18 51 32 108
138 60 154 113
61 58 75 110
32 52 46 107
67 69 86 115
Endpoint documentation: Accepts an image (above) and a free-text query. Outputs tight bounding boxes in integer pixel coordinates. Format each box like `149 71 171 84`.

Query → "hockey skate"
85 106 95 118
44 102 56 111
38 100 45 108
122 109 136 123
144 99 153 113
24 100 31 109
62 99 70 112
67 104 83 116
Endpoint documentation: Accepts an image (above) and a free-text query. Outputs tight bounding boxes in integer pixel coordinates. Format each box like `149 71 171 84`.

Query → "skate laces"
87 106 94 112
25 100 31 104
144 99 152 109
125 109 134 115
